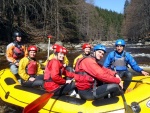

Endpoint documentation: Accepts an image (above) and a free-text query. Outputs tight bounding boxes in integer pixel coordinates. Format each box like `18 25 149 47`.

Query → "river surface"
0 44 150 112
1 44 150 70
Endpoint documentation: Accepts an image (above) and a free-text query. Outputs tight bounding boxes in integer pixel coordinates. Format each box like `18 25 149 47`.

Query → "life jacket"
44 59 65 92
111 51 127 71
75 56 102 98
75 56 96 90
44 60 64 81
12 42 24 59
26 57 38 75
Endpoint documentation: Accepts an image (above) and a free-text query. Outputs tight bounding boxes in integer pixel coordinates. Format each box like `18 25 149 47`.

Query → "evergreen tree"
124 0 130 14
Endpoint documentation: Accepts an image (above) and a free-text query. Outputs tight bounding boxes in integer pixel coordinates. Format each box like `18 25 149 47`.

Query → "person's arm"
63 67 74 78
102 64 123 88
18 57 30 81
42 60 48 66
101 66 116 76
64 55 69 66
73 54 82 68
103 52 113 68
22 45 28 57
6 44 16 63
36 62 44 75
126 53 144 73
73 57 78 68
50 60 66 85
82 58 120 84
126 53 149 76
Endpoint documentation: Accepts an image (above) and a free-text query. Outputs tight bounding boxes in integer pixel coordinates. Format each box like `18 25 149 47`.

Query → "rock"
55 41 63 46
35 43 52 52
0 53 5 56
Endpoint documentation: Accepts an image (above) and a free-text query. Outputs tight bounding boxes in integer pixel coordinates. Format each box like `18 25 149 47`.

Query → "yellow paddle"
120 88 134 113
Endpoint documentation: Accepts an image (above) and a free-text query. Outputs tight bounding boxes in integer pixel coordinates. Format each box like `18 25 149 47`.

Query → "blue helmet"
93 44 106 53
115 39 125 46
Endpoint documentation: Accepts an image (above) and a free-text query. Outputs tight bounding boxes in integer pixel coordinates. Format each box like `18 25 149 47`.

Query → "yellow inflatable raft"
0 68 150 113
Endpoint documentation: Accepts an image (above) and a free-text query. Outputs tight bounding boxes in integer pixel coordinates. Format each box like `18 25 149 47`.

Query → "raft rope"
134 76 150 88
0 83 29 105
0 69 29 105
0 69 5 77
0 82 51 112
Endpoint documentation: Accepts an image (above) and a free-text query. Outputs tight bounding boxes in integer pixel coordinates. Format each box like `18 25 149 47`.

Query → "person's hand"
63 63 67 67
115 74 121 81
29 77 35 81
15 62 19 66
66 80 72 84
119 81 123 89
141 71 149 76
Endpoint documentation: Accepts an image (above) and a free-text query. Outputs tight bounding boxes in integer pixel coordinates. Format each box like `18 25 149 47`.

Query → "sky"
94 0 125 13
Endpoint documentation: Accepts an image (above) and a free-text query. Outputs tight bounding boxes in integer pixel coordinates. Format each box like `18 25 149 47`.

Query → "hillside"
0 0 123 44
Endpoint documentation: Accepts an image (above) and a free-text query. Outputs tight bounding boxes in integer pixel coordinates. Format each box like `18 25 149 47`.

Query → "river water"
1 44 150 70
0 44 150 112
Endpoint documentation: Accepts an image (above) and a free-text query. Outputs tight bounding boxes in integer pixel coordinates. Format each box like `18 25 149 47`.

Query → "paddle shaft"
114 69 133 112
120 89 133 113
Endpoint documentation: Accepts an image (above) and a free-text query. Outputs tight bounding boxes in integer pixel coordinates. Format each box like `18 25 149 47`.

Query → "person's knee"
107 84 121 97
10 68 18 75
33 80 44 87
65 66 74 72
126 72 132 79
107 84 120 90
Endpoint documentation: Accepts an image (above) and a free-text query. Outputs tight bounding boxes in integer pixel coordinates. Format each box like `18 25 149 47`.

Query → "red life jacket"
26 58 38 75
12 43 24 59
44 59 65 92
74 56 95 90
44 59 64 80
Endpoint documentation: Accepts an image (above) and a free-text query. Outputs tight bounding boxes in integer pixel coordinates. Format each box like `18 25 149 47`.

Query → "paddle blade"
23 93 54 113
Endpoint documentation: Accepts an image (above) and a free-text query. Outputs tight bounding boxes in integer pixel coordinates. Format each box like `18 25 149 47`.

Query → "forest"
122 0 150 43
0 0 150 44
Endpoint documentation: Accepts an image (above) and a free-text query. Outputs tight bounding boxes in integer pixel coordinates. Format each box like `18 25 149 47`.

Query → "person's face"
84 48 91 55
16 36 22 42
94 50 105 60
29 51 36 58
53 48 56 52
57 52 65 61
116 45 124 53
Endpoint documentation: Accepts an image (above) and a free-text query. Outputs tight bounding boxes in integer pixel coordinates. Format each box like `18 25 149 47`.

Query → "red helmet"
28 45 38 52
56 46 67 54
52 44 59 49
62 47 68 54
82 43 91 50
